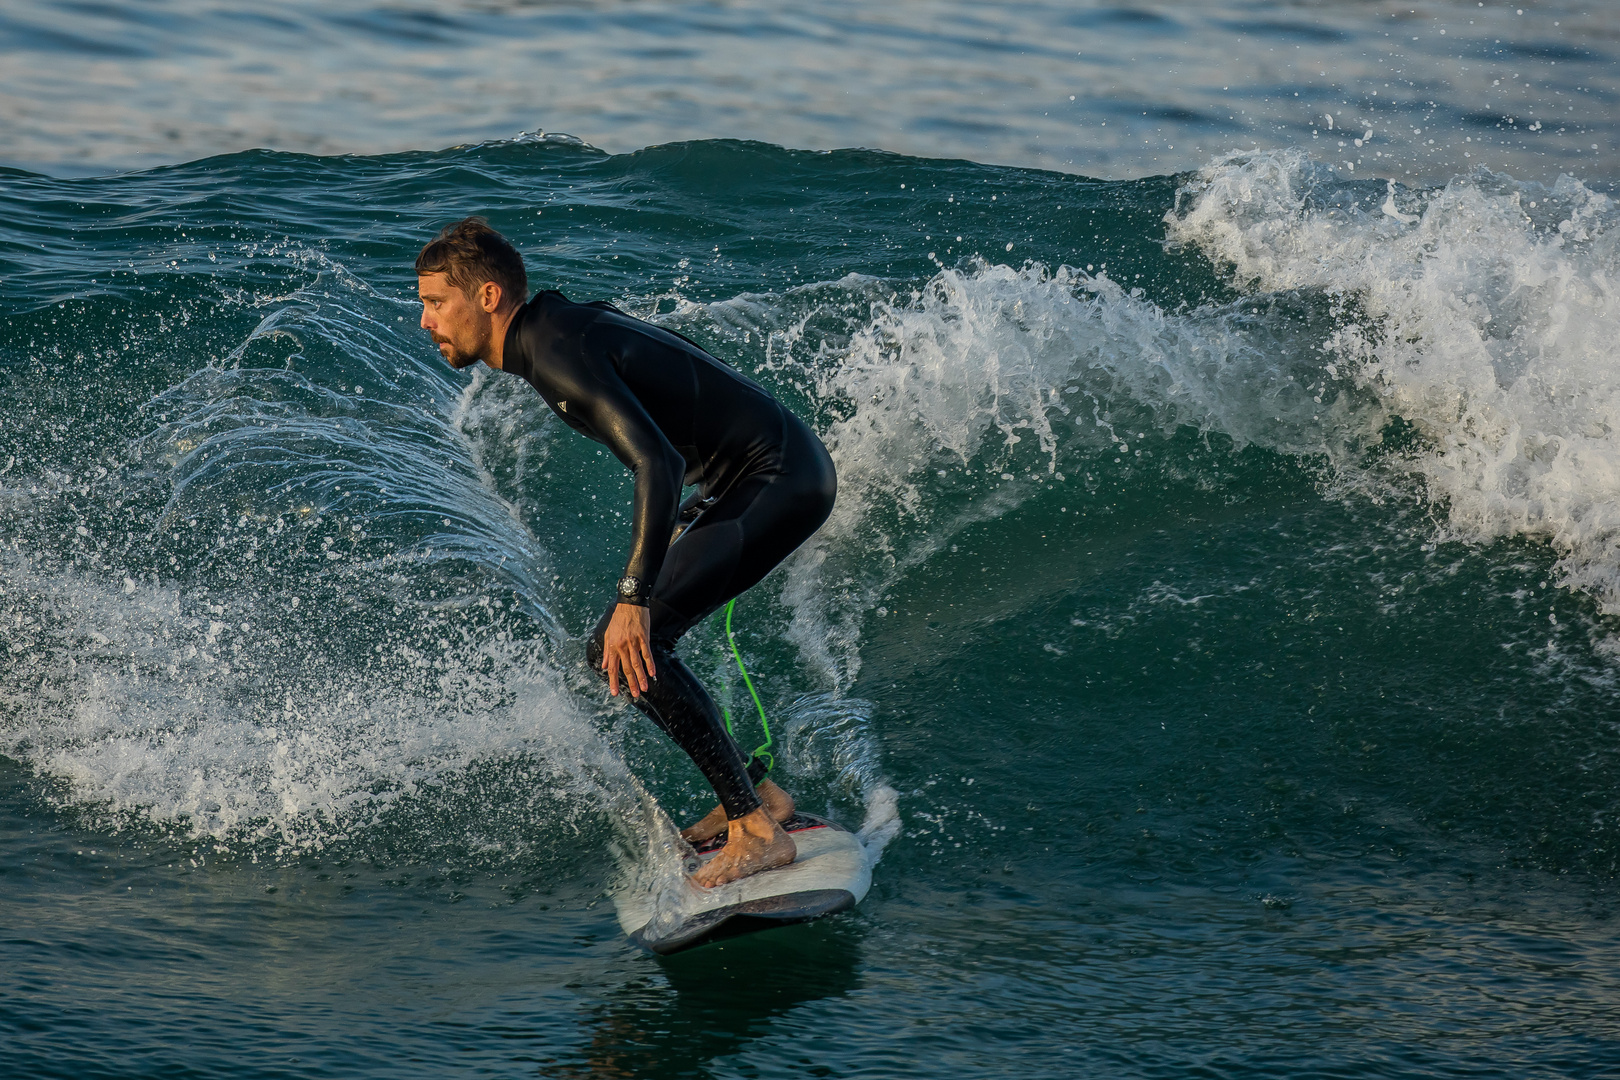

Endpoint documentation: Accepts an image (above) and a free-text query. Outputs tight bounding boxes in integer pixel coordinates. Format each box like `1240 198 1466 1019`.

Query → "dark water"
5 133 1620 1075
3 0 1617 187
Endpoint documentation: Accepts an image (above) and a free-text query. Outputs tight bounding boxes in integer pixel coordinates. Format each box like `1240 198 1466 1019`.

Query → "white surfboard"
615 813 871 955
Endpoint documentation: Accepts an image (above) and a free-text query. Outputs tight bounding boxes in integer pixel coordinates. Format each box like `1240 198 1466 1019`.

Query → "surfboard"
615 813 871 955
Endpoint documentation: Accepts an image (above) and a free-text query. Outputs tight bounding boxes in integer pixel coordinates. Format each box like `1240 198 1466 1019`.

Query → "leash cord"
720 598 774 773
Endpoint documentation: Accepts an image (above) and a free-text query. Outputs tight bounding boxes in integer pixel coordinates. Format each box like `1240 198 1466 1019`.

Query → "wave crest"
1170 149 1620 611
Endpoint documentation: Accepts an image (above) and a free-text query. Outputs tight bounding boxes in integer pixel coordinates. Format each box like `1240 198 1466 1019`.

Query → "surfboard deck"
615 813 871 955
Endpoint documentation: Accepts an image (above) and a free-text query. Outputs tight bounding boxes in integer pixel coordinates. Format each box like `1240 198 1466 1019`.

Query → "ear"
478 280 504 314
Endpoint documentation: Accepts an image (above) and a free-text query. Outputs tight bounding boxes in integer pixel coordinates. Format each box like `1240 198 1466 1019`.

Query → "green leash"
719 598 774 774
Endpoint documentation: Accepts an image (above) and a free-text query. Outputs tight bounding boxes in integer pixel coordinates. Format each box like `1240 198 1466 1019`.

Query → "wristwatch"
616 575 651 606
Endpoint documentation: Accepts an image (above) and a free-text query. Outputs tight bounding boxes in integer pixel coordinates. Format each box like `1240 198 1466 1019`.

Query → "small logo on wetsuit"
557 400 568 412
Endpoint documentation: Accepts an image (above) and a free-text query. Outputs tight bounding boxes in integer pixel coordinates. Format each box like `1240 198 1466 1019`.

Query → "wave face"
5 140 1620 1077
1170 149 1620 612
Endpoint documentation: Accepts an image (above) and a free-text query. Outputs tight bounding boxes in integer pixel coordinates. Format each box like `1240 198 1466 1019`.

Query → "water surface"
4 3 1620 1078
1 0 1615 186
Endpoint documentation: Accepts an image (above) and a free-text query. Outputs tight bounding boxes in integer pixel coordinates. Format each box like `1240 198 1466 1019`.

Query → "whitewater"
5 4 1620 1069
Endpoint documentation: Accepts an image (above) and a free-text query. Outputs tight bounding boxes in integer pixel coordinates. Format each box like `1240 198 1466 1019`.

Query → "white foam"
669 152 1620 668
0 550 624 851
1170 149 1620 612
856 783 902 865
682 255 1387 686
0 273 629 853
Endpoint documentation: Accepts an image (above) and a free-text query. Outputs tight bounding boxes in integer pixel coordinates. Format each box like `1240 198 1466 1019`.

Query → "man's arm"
538 326 687 699
548 333 687 593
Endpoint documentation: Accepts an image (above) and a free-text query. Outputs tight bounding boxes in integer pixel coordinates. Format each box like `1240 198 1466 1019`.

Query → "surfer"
414 217 836 887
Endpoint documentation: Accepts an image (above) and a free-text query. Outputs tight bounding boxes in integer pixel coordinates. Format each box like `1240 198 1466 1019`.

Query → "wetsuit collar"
500 294 538 380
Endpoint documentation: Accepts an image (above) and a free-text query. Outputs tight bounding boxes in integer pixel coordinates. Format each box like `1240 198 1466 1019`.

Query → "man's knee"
583 615 609 683
584 598 624 681
585 625 607 680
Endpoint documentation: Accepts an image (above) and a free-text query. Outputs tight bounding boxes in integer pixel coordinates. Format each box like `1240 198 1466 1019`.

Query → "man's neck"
484 304 520 371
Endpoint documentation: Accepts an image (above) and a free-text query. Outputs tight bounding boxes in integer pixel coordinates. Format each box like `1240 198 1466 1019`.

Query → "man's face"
418 272 493 369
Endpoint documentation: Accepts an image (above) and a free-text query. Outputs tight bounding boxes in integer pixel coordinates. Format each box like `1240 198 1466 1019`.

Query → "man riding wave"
415 217 836 886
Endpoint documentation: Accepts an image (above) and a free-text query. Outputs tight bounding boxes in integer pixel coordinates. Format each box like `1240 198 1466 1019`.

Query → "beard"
435 337 481 369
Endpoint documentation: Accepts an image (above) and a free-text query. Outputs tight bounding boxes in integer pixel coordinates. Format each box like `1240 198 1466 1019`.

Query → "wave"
1170 149 1620 612
5 139 1619 870
0 260 905 862
660 258 1388 686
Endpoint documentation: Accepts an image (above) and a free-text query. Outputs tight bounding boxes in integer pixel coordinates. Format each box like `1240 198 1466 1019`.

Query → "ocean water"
5 4 1620 1080
2 0 1617 185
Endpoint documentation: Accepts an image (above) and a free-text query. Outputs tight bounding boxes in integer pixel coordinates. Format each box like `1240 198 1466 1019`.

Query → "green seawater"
3 139 1620 1077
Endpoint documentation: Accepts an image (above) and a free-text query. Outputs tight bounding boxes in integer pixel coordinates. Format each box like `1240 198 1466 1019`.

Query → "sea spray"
6 136 1617 897
0 543 630 853
1170 149 1620 614
0 269 631 855
677 257 1388 687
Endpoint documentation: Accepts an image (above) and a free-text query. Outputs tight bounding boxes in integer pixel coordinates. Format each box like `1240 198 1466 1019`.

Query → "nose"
419 305 431 331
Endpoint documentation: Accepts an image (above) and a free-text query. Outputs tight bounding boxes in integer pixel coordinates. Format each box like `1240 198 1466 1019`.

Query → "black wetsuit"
501 290 837 820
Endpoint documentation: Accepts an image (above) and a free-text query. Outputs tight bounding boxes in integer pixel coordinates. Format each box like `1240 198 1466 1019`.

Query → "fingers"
625 642 649 696
639 634 657 683
602 604 655 698
603 641 646 697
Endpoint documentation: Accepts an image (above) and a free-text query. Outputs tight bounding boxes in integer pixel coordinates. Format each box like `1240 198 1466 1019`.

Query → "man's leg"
587 610 762 821
589 606 795 887
590 414 836 885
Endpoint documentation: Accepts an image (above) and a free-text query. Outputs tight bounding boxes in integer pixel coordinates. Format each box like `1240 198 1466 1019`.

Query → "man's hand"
602 602 656 698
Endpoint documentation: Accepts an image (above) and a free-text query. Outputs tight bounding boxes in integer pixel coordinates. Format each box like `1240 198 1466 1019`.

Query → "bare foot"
680 779 795 844
691 808 796 887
